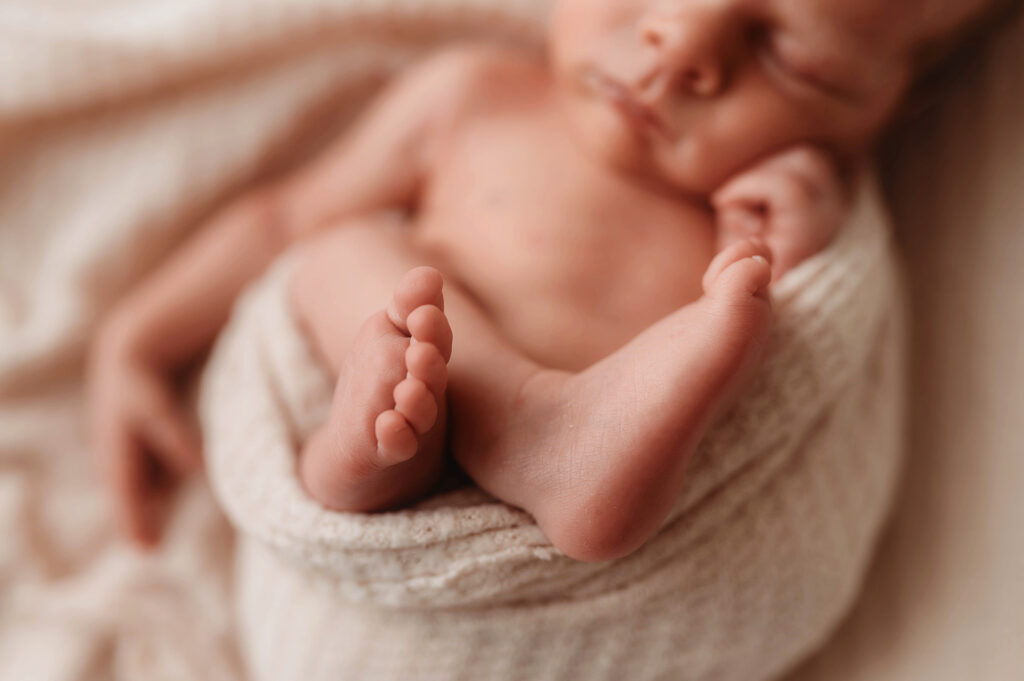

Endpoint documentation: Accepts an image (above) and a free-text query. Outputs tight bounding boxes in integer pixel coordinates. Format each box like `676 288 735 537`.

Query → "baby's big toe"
388 267 445 333
703 239 773 302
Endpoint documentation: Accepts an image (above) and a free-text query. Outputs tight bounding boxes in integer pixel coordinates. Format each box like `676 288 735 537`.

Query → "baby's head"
549 0 1010 195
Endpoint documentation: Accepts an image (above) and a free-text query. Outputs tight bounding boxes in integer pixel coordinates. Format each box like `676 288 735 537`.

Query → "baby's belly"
414 210 716 371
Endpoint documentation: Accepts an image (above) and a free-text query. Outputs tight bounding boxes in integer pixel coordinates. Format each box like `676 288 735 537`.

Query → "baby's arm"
88 51 475 546
711 146 850 280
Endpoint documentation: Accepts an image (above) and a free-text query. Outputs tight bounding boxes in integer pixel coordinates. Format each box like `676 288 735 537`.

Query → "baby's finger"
769 146 844 188
106 431 159 547
711 173 768 209
713 171 802 211
717 204 767 239
136 380 202 477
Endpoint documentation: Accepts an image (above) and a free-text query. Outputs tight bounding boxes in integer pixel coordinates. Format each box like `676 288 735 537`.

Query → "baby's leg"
450 240 773 562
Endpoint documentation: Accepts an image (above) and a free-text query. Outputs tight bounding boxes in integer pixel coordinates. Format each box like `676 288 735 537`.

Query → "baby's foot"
452 240 772 561
301 267 452 511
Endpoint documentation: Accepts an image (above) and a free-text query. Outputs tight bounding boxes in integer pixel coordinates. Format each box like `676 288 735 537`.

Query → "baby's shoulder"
400 42 545 121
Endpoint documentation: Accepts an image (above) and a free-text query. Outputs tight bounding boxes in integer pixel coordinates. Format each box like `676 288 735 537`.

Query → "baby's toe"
407 305 453 362
703 239 773 301
387 267 445 332
406 342 448 399
393 377 438 435
374 410 419 465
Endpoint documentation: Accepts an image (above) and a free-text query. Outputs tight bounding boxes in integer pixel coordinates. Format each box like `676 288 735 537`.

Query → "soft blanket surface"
1 1 1021 680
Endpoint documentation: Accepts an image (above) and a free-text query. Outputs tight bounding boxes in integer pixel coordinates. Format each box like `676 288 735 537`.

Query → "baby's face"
550 0 986 195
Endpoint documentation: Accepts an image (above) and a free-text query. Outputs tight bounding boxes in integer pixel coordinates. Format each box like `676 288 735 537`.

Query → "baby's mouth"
582 68 675 142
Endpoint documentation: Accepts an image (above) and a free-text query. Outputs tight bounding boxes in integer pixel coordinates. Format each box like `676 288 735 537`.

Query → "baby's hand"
711 146 849 281
87 315 202 547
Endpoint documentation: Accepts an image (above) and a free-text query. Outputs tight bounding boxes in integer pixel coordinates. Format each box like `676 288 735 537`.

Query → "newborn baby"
89 0 1003 560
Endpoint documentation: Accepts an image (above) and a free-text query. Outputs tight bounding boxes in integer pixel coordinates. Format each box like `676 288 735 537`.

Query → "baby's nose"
637 4 739 99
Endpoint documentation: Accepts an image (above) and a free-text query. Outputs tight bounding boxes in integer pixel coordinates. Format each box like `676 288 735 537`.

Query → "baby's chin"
569 112 704 195
568 104 716 197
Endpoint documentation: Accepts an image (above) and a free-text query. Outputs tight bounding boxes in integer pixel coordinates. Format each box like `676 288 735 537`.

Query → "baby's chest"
415 118 716 366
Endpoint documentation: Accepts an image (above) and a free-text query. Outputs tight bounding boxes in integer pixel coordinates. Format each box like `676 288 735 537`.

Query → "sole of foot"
301 266 453 511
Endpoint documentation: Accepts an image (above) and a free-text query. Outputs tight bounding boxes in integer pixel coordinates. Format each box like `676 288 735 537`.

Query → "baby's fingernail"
752 255 768 265
747 237 767 251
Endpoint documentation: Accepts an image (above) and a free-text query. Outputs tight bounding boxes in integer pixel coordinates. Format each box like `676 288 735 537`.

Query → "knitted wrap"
200 174 905 681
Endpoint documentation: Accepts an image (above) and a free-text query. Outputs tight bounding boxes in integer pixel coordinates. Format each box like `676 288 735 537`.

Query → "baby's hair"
905 0 1023 116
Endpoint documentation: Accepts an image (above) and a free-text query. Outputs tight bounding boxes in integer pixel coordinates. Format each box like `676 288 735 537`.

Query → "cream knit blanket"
200 177 906 681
